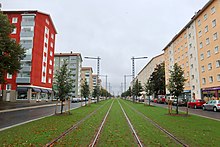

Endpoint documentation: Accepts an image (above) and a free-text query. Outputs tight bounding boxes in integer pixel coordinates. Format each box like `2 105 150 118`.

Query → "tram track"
89 100 114 147
44 100 111 147
122 100 189 147
118 100 144 147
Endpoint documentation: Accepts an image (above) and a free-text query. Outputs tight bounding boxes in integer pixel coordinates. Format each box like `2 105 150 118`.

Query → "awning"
32 88 41 92
17 87 28 92
41 89 48 93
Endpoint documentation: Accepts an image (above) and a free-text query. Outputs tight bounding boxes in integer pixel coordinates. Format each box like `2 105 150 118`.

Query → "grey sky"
2 0 208 95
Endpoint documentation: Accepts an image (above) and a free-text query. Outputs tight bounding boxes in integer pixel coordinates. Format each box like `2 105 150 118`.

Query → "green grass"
96 99 137 147
54 99 113 146
0 99 111 146
122 99 220 146
120 99 180 146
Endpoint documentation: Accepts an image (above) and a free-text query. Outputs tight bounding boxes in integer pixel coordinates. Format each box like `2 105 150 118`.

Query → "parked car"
203 100 220 112
165 95 175 104
188 99 206 109
71 98 80 103
173 98 187 106
157 95 166 104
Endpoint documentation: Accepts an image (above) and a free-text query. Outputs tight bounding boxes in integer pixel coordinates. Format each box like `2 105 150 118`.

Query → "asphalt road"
149 102 220 120
0 102 85 130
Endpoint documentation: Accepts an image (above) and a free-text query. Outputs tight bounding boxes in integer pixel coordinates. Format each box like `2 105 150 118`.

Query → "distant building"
54 52 82 98
2 10 57 102
81 67 93 96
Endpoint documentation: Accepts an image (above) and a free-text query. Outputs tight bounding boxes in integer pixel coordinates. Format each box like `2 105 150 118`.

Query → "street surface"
0 102 86 130
149 102 220 120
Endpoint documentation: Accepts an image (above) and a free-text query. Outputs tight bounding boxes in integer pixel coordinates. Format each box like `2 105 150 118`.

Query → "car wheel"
194 105 197 109
202 106 206 111
213 107 217 112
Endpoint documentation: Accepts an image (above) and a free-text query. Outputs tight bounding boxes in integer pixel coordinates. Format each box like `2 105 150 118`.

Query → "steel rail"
89 100 114 147
44 100 111 147
118 100 144 147
122 100 189 147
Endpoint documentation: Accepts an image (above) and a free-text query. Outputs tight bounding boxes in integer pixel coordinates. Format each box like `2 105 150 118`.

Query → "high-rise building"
54 52 82 98
163 0 220 100
2 10 57 102
81 67 93 96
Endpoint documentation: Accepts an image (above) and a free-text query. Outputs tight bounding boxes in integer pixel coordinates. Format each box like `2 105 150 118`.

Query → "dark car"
188 99 206 109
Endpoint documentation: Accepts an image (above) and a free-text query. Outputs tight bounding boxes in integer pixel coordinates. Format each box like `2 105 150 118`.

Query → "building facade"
163 0 220 100
81 67 93 96
54 52 82 98
2 10 57 102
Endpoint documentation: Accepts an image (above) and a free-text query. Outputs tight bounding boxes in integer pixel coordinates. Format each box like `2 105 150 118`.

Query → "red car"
188 99 206 109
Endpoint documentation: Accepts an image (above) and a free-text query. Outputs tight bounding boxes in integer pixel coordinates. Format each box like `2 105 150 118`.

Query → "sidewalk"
0 101 57 111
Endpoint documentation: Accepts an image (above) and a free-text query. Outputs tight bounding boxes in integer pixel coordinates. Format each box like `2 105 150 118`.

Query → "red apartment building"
1 10 57 102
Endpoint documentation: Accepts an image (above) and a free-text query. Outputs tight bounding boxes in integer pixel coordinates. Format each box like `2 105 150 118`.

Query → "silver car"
202 100 220 112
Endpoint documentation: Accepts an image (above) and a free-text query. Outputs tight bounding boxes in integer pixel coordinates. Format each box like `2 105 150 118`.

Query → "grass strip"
123 99 220 146
0 99 110 146
120 99 179 146
96 99 137 147
54 99 114 146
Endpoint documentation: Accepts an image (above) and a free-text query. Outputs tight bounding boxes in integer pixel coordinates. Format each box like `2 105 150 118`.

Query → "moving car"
202 100 220 112
188 99 206 109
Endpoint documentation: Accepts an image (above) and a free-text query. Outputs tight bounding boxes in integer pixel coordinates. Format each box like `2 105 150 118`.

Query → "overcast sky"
2 0 208 95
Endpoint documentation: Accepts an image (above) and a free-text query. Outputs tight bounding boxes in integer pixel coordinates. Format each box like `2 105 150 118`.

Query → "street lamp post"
131 56 148 103
85 56 101 102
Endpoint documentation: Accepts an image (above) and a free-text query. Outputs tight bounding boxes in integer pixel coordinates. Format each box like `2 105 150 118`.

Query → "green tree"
133 79 142 101
0 12 25 100
54 60 73 114
167 63 186 114
81 80 90 105
92 85 99 99
144 79 154 105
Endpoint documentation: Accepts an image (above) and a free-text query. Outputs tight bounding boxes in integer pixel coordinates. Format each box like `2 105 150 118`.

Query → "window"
212 19 216 27
207 50 211 58
12 17 18 23
49 69 52 74
201 66 205 72
48 78 51 83
191 64 194 69
213 32 218 40
6 84 11 90
188 33 191 38
206 38 210 45
211 7 216 14
208 63 212 70
217 74 220 81
192 85 195 90
49 60 52 65
42 66 46 73
190 54 193 59
202 78 206 84
7 73 12 79
205 26 208 33
50 42 53 48
200 42 203 48
51 34 54 39
189 43 192 48
11 28 16 34
198 31 202 37
198 19 201 26
216 60 220 68
191 75 195 80
209 76 213 83
204 14 208 20
215 46 219 54
200 53 204 60
50 51 53 56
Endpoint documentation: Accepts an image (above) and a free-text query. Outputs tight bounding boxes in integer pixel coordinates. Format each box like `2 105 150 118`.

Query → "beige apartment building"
81 67 93 96
135 53 164 87
163 0 220 100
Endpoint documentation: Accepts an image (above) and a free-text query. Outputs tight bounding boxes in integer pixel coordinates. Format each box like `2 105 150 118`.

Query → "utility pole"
85 56 101 102
131 56 148 103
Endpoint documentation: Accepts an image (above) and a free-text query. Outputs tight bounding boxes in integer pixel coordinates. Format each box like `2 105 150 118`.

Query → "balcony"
16 77 31 84
22 55 32 61
20 66 31 72
20 31 34 37
21 21 35 26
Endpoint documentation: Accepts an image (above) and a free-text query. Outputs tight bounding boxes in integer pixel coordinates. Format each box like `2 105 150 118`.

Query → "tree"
144 79 154 105
0 12 26 100
81 80 90 105
167 63 186 114
92 85 99 99
54 60 73 114
133 79 142 100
